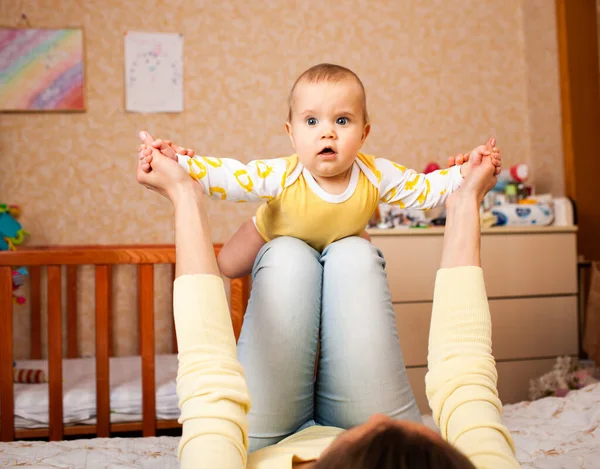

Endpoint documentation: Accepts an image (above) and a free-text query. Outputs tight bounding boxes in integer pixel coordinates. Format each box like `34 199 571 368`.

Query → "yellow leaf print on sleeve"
256 161 273 178
374 168 382 183
209 187 227 200
404 174 420 191
392 162 407 172
382 187 397 204
281 170 286 189
187 158 207 180
260 195 274 202
440 189 447 196
392 200 406 208
440 169 449 175
203 157 223 168
417 179 431 205
235 169 254 193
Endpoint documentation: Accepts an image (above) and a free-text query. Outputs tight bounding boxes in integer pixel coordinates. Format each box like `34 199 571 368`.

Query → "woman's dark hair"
314 424 477 469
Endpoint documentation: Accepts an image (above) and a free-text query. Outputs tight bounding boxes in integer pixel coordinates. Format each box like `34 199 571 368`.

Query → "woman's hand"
136 131 202 205
448 138 501 177
138 133 195 174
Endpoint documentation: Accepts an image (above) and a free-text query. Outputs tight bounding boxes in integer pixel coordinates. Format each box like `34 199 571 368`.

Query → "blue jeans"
237 236 421 451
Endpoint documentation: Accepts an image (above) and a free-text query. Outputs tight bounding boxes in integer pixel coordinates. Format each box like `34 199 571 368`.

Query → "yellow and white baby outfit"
177 152 463 252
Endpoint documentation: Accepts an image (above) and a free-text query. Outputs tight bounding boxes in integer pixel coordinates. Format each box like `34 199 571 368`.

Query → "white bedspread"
504 382 600 468
2 383 599 468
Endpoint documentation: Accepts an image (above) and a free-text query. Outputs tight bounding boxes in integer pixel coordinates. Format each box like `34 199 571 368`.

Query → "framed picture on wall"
0 27 85 112
124 31 183 113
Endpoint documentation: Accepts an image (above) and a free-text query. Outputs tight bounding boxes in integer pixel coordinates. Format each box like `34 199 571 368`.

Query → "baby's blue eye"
336 117 348 125
306 117 318 126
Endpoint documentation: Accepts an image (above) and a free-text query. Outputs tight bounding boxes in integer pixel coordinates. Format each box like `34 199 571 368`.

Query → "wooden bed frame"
0 245 250 442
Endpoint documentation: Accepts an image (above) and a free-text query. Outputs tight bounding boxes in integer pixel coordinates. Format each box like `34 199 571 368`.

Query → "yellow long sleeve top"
177 153 463 251
173 267 521 469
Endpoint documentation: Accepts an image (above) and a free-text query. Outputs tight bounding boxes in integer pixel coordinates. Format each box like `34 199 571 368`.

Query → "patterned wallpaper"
1 0 564 358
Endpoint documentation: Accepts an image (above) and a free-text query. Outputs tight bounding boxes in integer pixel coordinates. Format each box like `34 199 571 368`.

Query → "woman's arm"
172 185 219 277
136 146 250 469
425 157 521 468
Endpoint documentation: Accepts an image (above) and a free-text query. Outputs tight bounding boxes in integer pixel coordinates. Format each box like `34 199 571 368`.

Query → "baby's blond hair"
287 63 369 124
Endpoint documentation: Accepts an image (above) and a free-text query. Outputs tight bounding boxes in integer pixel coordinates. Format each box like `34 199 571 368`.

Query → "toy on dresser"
483 164 555 227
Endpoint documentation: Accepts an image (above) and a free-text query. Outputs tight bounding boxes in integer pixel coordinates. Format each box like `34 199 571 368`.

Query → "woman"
139 130 422 452
136 142 521 468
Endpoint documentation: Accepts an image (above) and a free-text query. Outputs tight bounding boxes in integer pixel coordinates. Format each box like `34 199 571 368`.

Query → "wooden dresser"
369 226 579 413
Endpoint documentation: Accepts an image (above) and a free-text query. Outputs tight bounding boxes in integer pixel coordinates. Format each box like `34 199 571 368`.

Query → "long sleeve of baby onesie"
177 154 289 203
426 267 521 469
376 159 463 209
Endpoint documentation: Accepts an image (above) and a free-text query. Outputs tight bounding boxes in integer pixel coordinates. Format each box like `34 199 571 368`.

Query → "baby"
139 63 500 278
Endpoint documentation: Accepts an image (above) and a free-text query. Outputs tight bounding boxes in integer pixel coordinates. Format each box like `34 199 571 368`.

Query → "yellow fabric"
255 152 379 252
174 267 521 469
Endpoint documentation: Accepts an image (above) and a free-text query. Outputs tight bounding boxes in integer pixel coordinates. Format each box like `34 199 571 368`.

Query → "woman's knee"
254 236 321 278
323 236 385 273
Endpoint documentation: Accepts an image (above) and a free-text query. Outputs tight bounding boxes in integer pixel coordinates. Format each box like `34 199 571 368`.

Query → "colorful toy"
13 367 47 383
0 204 27 251
12 267 28 305
0 204 29 304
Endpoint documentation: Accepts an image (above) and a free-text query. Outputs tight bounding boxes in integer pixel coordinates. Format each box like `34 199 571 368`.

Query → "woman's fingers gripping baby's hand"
138 144 154 173
490 143 501 176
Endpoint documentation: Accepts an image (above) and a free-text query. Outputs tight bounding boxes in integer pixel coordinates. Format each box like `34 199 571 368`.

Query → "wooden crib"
0 245 250 442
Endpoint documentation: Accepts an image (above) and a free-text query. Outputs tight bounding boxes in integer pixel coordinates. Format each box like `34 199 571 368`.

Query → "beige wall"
1 0 564 358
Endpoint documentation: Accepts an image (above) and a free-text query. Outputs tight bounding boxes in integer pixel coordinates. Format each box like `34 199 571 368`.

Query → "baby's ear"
361 123 371 143
285 122 295 148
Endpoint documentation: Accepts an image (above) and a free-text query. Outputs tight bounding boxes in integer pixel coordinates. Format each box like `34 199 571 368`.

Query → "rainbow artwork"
0 28 84 111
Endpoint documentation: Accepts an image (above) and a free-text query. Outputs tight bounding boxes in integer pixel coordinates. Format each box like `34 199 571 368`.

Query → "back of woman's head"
314 425 476 469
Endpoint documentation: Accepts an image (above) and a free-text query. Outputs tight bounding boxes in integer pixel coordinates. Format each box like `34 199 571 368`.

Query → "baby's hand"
449 138 501 178
138 131 195 173
164 141 195 158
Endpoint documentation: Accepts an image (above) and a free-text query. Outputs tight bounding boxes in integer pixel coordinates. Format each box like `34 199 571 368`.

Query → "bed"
1 383 599 468
0 245 250 441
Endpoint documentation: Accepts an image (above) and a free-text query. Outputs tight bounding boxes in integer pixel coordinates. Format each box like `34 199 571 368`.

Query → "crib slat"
95 265 111 438
47 265 63 441
67 265 78 358
230 277 250 342
29 266 42 359
171 263 178 353
138 264 156 436
0 266 14 442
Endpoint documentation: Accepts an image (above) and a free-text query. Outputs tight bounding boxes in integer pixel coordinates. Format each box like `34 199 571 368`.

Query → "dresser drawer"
373 232 578 301
395 296 578 367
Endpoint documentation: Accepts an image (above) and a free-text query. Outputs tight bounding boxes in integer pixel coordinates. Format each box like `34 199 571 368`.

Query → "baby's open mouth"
319 147 335 155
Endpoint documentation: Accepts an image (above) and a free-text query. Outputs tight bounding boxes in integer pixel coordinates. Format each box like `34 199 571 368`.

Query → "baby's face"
286 80 370 180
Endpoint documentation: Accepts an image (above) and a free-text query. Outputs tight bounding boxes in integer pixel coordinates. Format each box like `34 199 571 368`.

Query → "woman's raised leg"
315 236 421 428
237 236 322 451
